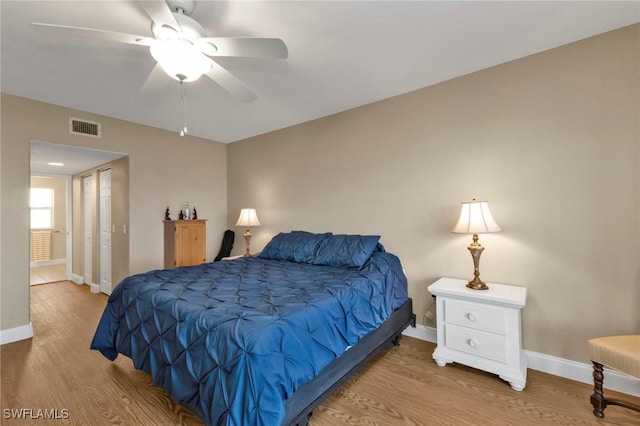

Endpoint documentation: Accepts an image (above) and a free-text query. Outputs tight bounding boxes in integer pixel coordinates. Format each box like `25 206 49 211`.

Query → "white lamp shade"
451 200 502 234
149 39 212 82
235 208 261 227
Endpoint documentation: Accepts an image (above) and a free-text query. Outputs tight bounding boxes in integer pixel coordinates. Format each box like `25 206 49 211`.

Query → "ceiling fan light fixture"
151 23 179 40
150 39 212 82
172 13 207 42
194 39 217 56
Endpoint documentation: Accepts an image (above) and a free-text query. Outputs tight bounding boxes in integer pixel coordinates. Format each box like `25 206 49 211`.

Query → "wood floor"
29 263 66 285
2 281 639 425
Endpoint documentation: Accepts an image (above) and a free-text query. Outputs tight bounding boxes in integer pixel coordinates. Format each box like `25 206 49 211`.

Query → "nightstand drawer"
445 323 507 362
444 298 506 334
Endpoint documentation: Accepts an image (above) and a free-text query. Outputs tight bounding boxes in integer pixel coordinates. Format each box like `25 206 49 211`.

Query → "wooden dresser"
164 220 206 269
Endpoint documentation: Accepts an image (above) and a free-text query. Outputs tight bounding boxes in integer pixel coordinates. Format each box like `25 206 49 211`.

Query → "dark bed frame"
282 298 415 426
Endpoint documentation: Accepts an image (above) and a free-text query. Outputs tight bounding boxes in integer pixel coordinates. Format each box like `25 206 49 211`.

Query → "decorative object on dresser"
164 206 171 220
183 201 191 220
235 208 261 256
588 335 640 418
428 277 527 391
163 219 206 268
451 199 502 290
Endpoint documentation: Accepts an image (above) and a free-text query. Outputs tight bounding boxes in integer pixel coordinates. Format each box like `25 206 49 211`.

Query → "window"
30 187 54 229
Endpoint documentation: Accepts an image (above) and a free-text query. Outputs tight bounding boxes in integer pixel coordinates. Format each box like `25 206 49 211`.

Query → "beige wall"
0 94 227 331
30 175 67 262
228 24 640 363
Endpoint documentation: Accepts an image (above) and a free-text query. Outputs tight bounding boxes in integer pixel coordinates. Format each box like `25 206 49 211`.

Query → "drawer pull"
468 338 478 348
467 313 477 321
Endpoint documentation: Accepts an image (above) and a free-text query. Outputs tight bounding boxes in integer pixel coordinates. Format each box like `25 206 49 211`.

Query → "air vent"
69 117 101 138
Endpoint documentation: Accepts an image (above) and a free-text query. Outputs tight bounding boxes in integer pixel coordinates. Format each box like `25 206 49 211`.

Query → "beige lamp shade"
236 208 261 256
235 208 261 227
451 200 501 290
451 200 502 234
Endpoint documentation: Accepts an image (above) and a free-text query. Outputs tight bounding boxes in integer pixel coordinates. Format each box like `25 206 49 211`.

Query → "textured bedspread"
91 252 407 425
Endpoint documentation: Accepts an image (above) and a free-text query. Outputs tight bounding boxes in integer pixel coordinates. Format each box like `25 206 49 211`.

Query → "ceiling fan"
31 0 288 102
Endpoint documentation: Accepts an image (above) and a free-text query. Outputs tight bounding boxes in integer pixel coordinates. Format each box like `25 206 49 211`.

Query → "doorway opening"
30 141 128 294
29 174 70 285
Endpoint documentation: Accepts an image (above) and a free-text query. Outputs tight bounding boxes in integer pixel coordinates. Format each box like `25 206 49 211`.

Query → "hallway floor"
30 263 66 285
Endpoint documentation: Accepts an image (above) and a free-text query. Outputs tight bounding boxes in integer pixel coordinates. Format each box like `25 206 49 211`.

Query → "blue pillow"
259 231 331 263
311 234 381 268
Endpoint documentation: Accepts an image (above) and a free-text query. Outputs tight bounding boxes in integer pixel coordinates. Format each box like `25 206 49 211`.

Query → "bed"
91 231 414 425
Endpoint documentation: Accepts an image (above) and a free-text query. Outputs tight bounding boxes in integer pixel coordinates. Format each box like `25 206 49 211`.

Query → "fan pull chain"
179 78 188 137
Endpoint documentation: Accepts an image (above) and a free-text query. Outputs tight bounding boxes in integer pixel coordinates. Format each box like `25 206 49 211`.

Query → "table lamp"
235 208 261 256
451 199 502 290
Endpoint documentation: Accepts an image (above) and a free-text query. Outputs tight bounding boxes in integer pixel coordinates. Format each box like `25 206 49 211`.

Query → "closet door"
82 175 92 285
99 169 112 295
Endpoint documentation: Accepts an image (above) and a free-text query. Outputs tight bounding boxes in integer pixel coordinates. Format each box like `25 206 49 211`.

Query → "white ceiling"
2 1 639 144
30 141 126 175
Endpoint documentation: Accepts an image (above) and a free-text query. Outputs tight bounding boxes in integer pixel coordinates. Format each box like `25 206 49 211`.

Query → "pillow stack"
259 231 382 268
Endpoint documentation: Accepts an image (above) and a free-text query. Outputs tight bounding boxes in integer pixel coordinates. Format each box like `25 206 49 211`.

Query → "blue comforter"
91 252 408 425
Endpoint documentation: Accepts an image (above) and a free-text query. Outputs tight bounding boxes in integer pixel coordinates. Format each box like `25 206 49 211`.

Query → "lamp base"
466 234 490 290
466 276 489 290
243 229 252 257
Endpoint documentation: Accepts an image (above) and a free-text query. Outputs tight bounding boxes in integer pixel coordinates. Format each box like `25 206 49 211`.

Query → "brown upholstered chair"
588 335 640 418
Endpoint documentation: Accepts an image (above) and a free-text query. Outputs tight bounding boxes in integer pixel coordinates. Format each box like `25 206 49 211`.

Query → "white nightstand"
428 277 528 391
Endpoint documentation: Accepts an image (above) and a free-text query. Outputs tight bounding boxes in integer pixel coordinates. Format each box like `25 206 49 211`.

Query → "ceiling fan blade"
141 63 170 94
205 62 257 102
142 1 181 38
199 37 288 59
30 23 152 46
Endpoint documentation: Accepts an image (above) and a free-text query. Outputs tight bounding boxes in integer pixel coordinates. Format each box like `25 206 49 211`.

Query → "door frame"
98 168 112 295
82 174 98 292
65 175 72 281
28 173 73 281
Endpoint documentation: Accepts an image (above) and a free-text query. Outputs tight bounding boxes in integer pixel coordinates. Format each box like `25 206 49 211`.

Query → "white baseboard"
526 349 640 397
30 258 65 268
403 325 639 397
402 323 437 343
71 274 99 292
70 275 99 293
0 322 34 345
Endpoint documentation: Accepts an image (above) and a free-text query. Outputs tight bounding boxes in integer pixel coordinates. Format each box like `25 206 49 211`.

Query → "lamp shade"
235 208 261 227
149 39 212 82
451 200 501 234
